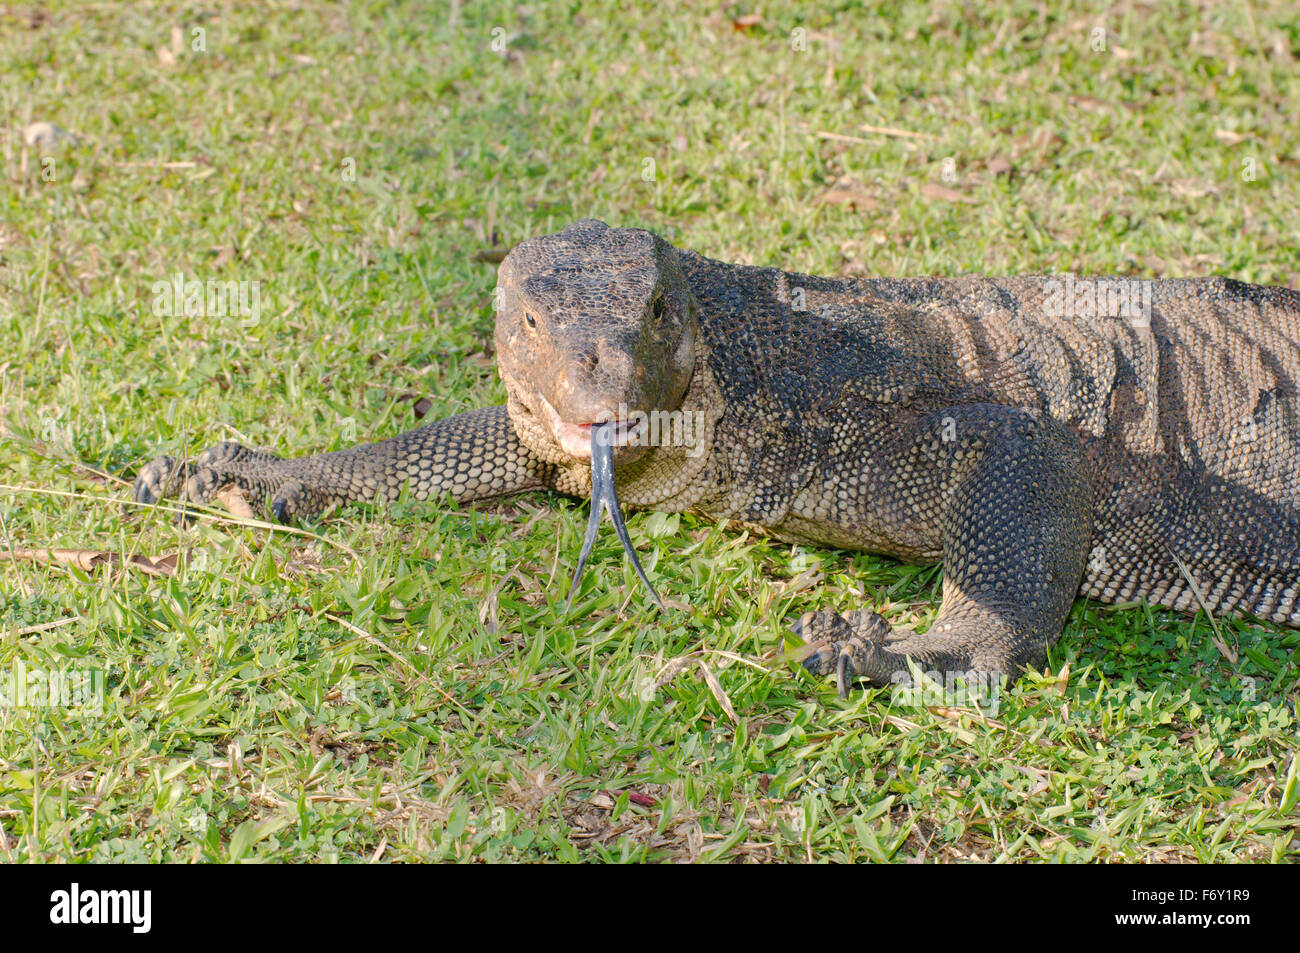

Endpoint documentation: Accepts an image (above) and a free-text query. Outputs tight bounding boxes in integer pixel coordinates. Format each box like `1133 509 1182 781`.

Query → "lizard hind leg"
794 405 1094 699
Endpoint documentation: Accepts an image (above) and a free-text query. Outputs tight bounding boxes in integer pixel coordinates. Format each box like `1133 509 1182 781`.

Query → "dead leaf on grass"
597 788 659 808
817 187 878 211
0 548 178 576
985 155 1012 176
921 183 975 204
217 486 256 520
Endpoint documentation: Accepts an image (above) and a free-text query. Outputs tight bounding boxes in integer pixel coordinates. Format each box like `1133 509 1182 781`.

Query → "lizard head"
495 218 697 464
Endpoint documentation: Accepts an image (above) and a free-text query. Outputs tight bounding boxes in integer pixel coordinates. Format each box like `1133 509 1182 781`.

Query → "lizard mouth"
536 393 647 459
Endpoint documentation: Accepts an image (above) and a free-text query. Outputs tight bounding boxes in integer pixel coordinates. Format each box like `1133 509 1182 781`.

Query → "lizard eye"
524 311 537 329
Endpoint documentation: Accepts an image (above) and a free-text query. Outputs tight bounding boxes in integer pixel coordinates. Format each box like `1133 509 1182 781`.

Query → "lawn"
0 0 1297 862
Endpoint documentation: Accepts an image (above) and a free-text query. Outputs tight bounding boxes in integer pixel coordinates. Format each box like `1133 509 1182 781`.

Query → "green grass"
1 0 1297 862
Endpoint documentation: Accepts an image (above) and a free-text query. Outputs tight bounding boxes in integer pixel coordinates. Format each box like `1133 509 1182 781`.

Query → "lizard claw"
791 609 891 695
836 651 854 700
271 482 304 523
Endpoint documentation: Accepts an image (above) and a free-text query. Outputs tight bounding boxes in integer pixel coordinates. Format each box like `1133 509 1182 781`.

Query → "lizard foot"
133 441 295 516
133 441 250 506
133 455 191 504
791 608 894 698
270 481 305 523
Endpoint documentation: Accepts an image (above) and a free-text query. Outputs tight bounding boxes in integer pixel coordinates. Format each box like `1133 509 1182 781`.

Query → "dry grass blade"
7 617 78 637
1168 550 1237 663
322 612 474 717
858 122 925 139
697 659 738 724
703 649 769 673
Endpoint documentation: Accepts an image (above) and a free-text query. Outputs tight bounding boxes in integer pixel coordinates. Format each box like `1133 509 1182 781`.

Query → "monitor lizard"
133 219 1300 696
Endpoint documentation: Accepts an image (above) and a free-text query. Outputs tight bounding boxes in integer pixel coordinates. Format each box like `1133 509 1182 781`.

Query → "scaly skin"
135 219 1300 695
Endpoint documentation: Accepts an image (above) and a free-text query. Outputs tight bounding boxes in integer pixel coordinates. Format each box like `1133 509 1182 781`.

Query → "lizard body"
134 219 1300 693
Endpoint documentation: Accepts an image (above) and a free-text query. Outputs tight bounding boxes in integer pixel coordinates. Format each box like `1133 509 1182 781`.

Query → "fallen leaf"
654 655 695 689
217 486 256 520
1070 96 1110 113
930 706 973 720
597 789 658 808
731 13 764 31
478 587 499 635
884 713 920 732
0 548 178 576
921 183 974 204
985 155 1012 176
816 187 877 211
1047 662 1070 696
781 568 825 594
395 392 433 420
1012 127 1063 157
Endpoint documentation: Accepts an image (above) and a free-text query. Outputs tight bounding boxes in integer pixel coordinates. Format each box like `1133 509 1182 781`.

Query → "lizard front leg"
133 404 554 520
796 407 1094 696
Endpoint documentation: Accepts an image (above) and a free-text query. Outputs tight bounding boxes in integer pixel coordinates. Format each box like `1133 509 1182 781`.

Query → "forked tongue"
564 421 665 611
